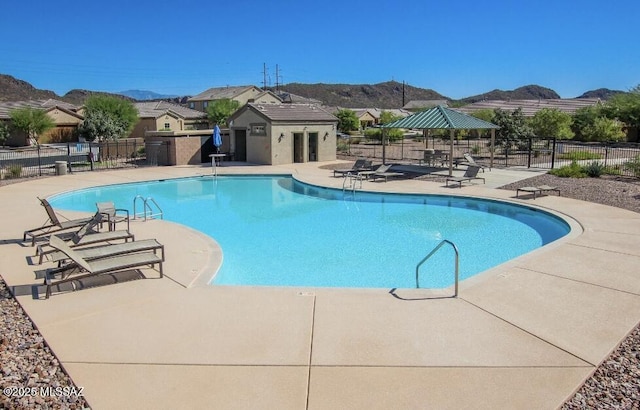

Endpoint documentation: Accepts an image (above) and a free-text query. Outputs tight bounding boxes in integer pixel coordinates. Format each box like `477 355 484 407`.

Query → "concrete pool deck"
1 162 640 409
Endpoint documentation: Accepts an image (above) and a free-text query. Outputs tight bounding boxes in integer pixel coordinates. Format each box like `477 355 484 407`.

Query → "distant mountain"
117 89 178 101
270 81 448 109
577 88 626 100
461 85 561 103
0 74 58 102
61 89 134 105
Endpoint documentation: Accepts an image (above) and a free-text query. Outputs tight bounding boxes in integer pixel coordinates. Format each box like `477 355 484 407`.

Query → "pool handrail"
415 239 459 296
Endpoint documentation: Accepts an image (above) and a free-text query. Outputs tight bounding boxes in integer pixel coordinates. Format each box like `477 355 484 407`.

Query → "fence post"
527 137 532 168
66 142 72 174
551 137 556 169
37 143 42 176
604 143 609 167
89 141 94 171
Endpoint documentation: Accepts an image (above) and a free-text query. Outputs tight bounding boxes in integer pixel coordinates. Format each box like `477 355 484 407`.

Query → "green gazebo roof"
381 105 499 129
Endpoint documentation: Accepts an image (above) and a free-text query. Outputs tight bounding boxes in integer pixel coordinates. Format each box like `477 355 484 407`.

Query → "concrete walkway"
1 162 639 409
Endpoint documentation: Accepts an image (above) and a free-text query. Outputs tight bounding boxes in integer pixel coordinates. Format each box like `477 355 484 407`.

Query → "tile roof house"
228 103 338 165
0 99 84 146
130 101 209 138
458 98 602 117
187 85 282 112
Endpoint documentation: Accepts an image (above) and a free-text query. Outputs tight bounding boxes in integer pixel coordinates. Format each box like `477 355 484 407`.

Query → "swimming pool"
49 175 570 289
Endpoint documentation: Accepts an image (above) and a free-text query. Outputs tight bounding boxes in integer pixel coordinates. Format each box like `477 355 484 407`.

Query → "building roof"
382 105 499 129
458 98 602 117
187 85 261 102
232 103 337 123
403 99 450 110
134 101 207 120
0 99 80 119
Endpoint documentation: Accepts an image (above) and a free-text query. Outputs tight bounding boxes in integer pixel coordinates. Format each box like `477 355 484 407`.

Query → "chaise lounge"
37 213 135 264
23 197 94 246
369 164 405 182
333 159 373 177
516 185 561 199
446 165 486 187
44 235 163 298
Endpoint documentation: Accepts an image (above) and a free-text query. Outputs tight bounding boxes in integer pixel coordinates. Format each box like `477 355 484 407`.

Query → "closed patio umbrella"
213 124 222 153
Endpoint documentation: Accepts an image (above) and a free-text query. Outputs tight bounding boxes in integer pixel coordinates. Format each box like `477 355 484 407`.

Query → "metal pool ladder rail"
342 172 363 193
415 239 459 296
133 195 164 221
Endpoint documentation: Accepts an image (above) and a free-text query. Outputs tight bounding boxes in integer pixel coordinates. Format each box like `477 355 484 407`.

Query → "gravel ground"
1 172 639 409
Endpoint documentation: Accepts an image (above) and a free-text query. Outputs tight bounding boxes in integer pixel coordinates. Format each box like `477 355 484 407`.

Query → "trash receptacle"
55 161 67 176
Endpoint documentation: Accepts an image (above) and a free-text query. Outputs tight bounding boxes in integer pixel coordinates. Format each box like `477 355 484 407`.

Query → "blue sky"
1 0 638 99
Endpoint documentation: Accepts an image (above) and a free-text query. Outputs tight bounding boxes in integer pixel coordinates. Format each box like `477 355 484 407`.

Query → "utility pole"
402 81 405 107
275 64 281 91
263 63 268 89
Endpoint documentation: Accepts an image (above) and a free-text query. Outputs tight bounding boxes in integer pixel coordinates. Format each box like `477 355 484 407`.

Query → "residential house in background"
402 99 450 111
0 99 84 146
186 85 281 112
228 103 338 165
457 98 602 117
130 101 209 138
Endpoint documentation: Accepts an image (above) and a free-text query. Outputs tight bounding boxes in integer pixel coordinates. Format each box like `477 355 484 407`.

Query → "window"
250 123 267 136
203 101 209 109
189 102 195 109
164 123 170 130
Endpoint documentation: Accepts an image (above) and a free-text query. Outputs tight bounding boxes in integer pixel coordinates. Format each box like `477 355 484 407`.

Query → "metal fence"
339 136 640 178
0 139 146 179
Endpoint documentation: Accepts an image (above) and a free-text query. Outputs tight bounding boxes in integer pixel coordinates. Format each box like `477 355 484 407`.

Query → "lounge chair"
455 153 490 172
333 159 372 177
37 213 135 264
97 201 130 231
44 235 163 298
446 165 486 187
516 185 561 199
369 164 405 182
47 239 165 267
23 197 94 246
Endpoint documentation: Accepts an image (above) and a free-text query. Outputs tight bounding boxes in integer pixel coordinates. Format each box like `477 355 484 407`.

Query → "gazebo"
381 105 500 175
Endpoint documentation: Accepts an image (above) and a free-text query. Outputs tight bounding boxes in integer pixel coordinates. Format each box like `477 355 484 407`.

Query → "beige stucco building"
0 99 84 146
130 101 209 139
187 86 282 112
228 103 338 165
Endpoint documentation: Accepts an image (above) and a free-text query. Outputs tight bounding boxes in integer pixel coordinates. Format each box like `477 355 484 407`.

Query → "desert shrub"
470 145 482 155
583 161 605 178
7 164 22 178
549 161 587 178
558 151 602 161
337 140 349 152
624 155 640 177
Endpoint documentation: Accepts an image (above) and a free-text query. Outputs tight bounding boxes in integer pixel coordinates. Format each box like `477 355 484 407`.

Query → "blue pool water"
49 175 570 289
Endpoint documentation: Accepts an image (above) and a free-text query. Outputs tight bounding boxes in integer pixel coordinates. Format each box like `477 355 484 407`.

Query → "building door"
293 133 304 163
308 132 318 162
235 129 247 161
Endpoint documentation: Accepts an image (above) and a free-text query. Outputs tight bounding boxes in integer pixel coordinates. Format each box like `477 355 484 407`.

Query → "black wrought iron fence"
338 135 640 178
0 139 147 180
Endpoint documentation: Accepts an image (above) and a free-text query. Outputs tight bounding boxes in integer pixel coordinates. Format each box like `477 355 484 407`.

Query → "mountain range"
0 74 626 109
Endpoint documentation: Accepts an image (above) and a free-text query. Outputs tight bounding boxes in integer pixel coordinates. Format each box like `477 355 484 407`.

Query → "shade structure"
213 124 222 153
380 105 500 175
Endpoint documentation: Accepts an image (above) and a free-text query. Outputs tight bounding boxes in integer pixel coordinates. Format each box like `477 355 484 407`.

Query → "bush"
470 145 482 155
624 155 640 177
7 164 22 178
583 161 605 178
558 151 602 161
549 161 587 178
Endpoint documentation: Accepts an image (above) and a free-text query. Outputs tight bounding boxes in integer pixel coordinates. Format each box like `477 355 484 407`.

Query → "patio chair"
333 159 372 177
516 185 561 199
455 153 490 172
445 165 486 188
96 201 130 231
23 197 94 246
44 235 163 298
369 164 406 182
37 213 135 264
